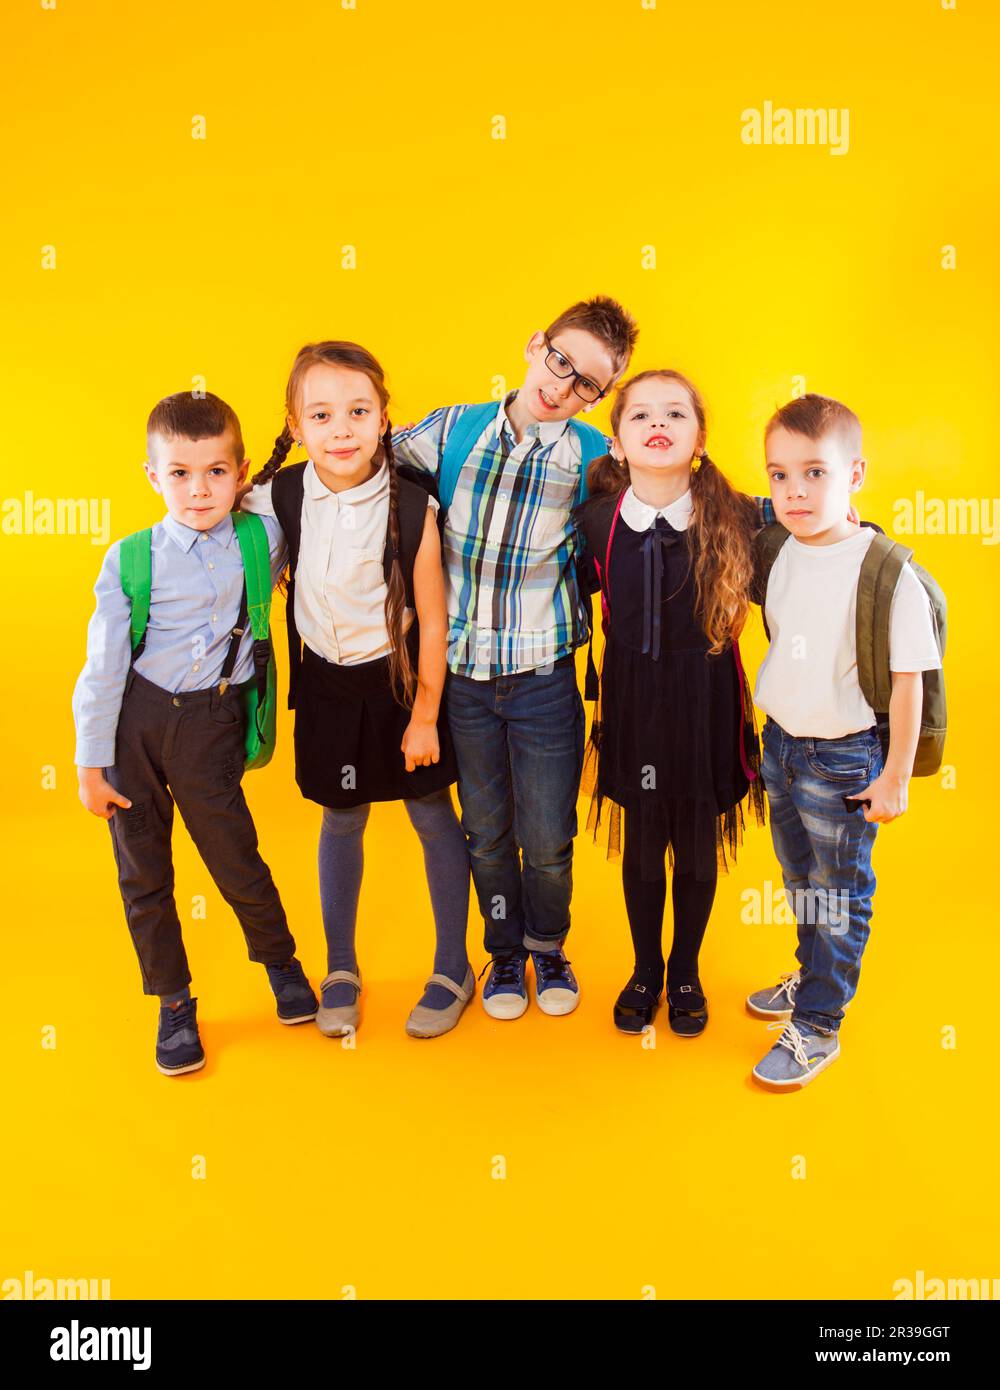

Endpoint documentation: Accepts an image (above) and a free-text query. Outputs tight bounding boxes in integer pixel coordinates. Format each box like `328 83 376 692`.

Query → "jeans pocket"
804 737 874 784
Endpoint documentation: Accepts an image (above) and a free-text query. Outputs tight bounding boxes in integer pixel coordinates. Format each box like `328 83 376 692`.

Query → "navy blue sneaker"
265 959 319 1024
480 953 528 1020
530 948 580 1016
156 997 206 1076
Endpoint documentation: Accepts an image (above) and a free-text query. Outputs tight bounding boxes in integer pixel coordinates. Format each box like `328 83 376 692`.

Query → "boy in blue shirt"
73 392 317 1076
392 297 639 1019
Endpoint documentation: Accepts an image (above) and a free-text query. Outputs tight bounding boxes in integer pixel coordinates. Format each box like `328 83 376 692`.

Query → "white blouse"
241 459 439 666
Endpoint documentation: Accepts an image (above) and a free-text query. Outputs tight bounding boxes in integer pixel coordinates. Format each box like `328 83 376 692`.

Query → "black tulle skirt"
581 630 766 882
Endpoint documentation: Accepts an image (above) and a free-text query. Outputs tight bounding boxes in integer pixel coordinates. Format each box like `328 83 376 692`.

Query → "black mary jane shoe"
613 977 663 1035
667 982 709 1038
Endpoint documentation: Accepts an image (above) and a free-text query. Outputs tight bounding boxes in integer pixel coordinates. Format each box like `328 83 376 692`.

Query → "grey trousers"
105 670 296 996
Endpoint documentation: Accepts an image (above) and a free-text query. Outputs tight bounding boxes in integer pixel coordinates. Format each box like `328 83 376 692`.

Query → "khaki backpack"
752 524 947 776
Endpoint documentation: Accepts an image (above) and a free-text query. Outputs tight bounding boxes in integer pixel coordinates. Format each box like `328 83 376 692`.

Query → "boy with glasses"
392 297 638 1019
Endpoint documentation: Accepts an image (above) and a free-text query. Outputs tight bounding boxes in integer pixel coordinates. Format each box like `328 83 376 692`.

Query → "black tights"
621 808 718 992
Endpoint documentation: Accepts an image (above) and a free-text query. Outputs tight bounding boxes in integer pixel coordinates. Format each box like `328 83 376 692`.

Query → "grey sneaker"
752 1020 840 1091
746 970 800 1020
316 970 362 1037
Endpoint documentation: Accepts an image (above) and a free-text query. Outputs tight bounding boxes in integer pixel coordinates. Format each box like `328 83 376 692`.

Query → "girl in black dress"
574 369 766 1036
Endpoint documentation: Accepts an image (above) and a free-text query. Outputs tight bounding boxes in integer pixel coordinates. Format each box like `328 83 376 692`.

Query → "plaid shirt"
392 390 611 680
392 390 777 681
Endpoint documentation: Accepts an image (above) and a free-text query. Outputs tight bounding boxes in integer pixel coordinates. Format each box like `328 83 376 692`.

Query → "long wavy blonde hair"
587 369 758 654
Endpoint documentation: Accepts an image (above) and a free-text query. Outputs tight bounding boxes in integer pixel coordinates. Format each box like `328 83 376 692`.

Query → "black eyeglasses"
542 334 610 404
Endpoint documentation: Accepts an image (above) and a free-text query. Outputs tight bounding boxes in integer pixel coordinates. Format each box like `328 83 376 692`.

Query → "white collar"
303 457 389 503
619 485 693 532
496 389 574 450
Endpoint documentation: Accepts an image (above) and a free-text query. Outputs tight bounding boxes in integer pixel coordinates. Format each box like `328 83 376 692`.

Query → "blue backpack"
436 401 608 512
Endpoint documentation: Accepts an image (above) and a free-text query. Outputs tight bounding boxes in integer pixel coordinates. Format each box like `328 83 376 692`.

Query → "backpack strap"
270 463 306 575
230 510 273 709
119 528 153 657
856 533 912 713
270 465 307 710
568 419 608 506
231 511 272 641
573 492 624 700
439 403 497 511
751 523 792 639
383 475 426 609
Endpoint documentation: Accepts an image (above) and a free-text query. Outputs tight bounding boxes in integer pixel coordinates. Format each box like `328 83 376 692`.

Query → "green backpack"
753 524 947 776
118 511 278 771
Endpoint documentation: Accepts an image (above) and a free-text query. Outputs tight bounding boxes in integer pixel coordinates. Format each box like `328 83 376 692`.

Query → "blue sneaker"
530 948 580 1017
746 970 800 1020
752 1020 840 1091
480 953 528 1020
156 997 206 1077
265 959 319 1025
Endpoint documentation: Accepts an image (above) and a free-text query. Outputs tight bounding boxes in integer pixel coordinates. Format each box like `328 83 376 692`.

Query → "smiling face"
290 362 388 490
145 429 247 531
765 425 866 541
613 376 705 479
520 327 618 423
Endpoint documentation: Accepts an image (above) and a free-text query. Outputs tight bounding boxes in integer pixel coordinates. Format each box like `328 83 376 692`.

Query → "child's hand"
78 767 132 820
847 502 861 526
401 717 440 771
847 771 909 823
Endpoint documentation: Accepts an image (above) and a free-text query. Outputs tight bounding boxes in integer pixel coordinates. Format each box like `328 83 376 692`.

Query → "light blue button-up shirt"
73 511 288 768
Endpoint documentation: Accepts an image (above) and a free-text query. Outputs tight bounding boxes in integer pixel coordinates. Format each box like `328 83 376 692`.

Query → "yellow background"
2 0 997 1299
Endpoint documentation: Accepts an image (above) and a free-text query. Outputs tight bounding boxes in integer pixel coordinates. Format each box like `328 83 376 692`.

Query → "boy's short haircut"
146 391 245 465
544 295 639 378
765 392 862 458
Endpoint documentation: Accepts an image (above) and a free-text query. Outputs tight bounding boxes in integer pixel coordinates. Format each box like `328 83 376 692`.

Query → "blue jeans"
446 657 585 955
760 717 883 1033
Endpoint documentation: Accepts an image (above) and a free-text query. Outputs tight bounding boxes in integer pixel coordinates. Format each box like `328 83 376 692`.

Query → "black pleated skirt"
293 627 458 808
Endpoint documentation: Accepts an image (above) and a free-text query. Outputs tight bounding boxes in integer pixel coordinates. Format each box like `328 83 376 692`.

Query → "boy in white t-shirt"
747 393 942 1091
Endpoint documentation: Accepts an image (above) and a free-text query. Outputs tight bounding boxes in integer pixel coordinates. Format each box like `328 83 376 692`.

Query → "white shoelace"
769 970 801 1006
766 1019 812 1067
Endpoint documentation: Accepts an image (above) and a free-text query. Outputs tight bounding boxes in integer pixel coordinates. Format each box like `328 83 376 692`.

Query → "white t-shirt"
753 526 942 739
242 459 438 666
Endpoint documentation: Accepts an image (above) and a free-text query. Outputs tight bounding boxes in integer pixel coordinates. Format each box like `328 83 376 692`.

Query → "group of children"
72 296 945 1091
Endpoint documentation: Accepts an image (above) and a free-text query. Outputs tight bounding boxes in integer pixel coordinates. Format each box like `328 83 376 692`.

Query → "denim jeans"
446 656 585 955
760 716 883 1033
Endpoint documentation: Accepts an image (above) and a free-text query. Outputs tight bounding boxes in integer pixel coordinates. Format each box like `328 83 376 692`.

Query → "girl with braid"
574 370 768 1038
241 342 475 1039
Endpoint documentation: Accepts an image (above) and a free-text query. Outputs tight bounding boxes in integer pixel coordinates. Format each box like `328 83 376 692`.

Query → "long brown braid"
255 341 417 708
587 368 758 655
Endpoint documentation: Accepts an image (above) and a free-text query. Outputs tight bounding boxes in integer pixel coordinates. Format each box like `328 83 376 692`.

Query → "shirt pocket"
347 545 386 596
